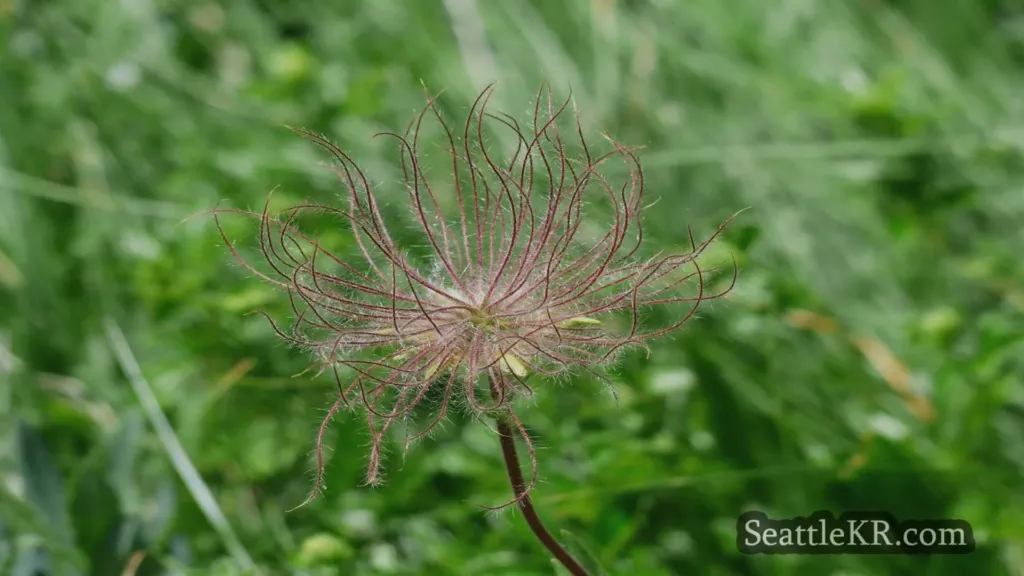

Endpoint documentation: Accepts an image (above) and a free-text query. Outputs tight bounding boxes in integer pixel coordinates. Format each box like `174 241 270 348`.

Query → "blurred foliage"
2 0 1024 574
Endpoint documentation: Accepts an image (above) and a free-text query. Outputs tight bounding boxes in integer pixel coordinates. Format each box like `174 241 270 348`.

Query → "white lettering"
743 519 762 547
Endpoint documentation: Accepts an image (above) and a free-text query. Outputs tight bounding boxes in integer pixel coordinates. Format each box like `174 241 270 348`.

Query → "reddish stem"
490 385 590 575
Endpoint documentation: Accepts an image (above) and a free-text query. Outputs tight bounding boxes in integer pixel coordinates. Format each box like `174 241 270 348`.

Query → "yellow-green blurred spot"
919 306 961 338
0 249 24 288
268 43 311 82
295 533 353 567
690 237 741 271
220 287 276 313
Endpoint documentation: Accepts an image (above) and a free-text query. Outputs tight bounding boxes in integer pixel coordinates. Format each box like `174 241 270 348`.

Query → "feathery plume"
215 84 739 513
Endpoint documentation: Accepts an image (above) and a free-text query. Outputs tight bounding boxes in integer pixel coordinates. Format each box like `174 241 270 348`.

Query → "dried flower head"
216 84 739 509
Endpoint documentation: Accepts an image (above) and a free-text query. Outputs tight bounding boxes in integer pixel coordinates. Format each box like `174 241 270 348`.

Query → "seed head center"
467 306 501 329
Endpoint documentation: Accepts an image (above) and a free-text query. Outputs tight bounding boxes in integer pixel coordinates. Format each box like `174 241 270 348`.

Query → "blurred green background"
2 0 1024 574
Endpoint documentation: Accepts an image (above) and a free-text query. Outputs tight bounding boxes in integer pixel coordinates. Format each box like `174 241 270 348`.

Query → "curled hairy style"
214 84 741 511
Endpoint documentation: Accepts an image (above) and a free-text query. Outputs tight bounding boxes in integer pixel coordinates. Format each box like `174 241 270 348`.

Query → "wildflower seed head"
215 84 740 508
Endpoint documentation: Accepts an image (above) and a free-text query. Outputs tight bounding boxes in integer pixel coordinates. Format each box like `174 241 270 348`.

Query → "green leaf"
11 424 87 575
19 424 69 538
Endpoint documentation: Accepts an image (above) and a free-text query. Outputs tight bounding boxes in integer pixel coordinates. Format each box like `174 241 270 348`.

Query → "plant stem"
490 385 591 576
